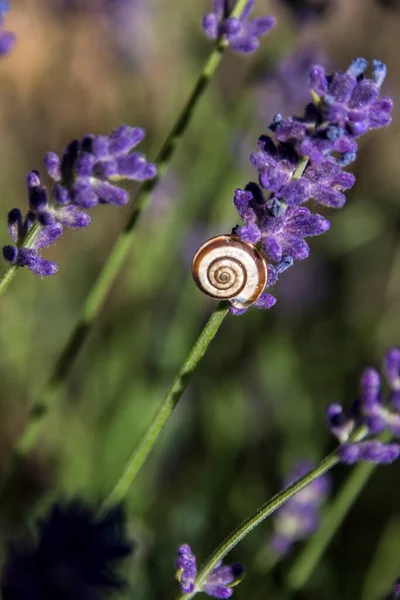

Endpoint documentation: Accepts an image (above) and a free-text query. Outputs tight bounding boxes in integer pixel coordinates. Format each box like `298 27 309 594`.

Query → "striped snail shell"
191 235 267 310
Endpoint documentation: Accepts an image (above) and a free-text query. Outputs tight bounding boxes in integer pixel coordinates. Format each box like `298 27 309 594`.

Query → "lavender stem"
178 426 368 600
100 301 229 512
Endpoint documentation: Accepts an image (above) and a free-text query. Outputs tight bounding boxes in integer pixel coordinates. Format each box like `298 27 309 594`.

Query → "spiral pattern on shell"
191 235 267 309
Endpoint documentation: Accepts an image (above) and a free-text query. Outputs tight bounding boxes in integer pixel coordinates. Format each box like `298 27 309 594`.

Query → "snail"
191 235 267 310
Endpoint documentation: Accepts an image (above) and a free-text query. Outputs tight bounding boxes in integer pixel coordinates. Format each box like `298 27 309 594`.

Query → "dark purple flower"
176 545 244 598
176 544 197 594
394 577 400 597
202 0 275 54
3 125 156 277
271 461 330 557
327 349 400 464
1 500 133 600
339 441 400 465
0 1 16 57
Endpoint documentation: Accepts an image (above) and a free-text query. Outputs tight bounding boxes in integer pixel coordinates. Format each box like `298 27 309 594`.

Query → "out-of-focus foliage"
0 1 399 599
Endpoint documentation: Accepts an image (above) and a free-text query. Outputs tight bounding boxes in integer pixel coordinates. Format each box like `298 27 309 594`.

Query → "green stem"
177 426 368 599
0 221 41 296
178 450 341 600
286 428 392 591
286 461 376 591
101 301 229 511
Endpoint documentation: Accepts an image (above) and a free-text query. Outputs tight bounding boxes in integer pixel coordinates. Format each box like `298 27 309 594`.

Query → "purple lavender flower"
2 126 156 277
202 1 276 54
176 544 244 598
394 577 400 597
0 1 16 57
327 348 400 464
229 58 392 315
271 461 330 557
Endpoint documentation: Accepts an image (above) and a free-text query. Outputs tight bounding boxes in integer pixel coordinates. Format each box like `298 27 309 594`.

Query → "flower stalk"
178 427 368 600
101 301 230 512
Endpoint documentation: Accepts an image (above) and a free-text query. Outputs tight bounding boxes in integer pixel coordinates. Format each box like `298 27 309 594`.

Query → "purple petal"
253 292 277 310
72 181 99 208
55 205 91 229
229 35 259 54
360 368 381 411
7 208 23 243
94 181 129 206
75 152 96 177
3 245 18 263
308 64 328 97
202 13 218 38
18 248 58 276
280 179 310 205
239 0 255 22
33 223 63 249
91 135 110 159
263 236 282 261
235 223 261 244
176 544 197 594
247 15 276 36
384 348 400 391
311 185 346 208
44 152 61 181
108 125 145 155
202 584 233 599
51 184 69 205
220 17 241 36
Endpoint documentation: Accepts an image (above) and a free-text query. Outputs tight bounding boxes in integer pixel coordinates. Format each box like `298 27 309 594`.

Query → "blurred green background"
0 0 400 598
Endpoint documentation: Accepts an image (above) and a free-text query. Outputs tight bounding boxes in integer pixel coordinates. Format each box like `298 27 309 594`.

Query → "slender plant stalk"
177 427 368 600
286 429 392 590
100 301 229 511
179 452 340 600
0 222 41 296
287 460 376 590
0 0 251 462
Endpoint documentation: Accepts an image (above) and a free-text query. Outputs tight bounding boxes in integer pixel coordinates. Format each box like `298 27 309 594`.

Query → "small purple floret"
202 1 275 54
176 545 244 598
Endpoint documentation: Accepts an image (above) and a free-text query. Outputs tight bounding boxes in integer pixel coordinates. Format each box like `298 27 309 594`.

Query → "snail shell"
191 235 267 310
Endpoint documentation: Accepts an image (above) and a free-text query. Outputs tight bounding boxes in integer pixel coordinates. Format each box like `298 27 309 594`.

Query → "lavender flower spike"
176 545 244 598
327 349 400 465
2 125 156 277
228 58 392 315
0 1 16 57
202 1 276 54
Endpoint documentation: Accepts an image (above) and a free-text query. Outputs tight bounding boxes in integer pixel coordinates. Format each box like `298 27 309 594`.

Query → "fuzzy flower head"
2 125 156 277
176 545 244 599
225 58 393 315
271 461 330 557
0 1 16 57
327 348 400 465
202 0 275 54
1 500 133 600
